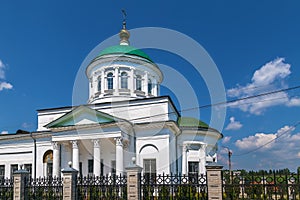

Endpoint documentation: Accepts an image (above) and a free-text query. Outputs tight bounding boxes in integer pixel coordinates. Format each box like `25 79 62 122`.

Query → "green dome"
98 45 153 62
178 117 209 128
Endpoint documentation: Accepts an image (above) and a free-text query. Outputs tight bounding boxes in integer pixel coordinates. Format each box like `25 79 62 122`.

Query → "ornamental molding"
70 140 79 149
52 141 60 150
92 139 100 148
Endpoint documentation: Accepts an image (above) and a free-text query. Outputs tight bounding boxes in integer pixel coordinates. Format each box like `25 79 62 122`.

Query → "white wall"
136 135 170 174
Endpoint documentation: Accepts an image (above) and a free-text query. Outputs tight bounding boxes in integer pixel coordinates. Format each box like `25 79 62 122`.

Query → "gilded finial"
120 9 130 45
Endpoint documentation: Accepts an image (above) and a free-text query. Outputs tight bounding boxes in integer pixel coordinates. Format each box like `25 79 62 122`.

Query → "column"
93 139 101 177
71 140 79 171
153 79 158 96
52 142 60 177
13 168 29 200
62 164 78 200
206 164 223 200
182 144 187 175
129 67 134 95
115 137 124 175
144 72 148 95
101 70 105 94
114 67 119 95
125 159 143 200
198 144 207 175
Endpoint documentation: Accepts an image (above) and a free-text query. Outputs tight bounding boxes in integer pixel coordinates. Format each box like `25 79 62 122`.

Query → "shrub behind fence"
25 176 63 200
223 171 300 200
140 173 208 200
77 174 127 200
0 178 13 200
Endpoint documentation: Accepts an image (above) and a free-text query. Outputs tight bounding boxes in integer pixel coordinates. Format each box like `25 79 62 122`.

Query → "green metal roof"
178 117 209 128
98 45 153 62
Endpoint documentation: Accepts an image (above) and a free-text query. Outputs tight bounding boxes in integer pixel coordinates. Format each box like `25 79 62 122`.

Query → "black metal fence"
140 173 208 200
25 176 63 200
0 178 13 200
222 171 300 200
77 174 127 200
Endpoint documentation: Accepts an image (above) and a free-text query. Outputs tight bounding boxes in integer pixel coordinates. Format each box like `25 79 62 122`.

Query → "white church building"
0 23 222 179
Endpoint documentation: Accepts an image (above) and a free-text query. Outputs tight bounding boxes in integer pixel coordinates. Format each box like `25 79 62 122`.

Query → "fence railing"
25 176 63 200
0 178 13 200
140 173 208 200
77 174 127 200
222 171 300 200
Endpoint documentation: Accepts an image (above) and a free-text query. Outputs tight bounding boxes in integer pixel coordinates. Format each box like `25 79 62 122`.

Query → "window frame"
136 75 142 91
120 71 128 89
107 72 114 90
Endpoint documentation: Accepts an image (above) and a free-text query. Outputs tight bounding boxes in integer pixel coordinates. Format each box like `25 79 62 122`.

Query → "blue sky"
0 1 300 171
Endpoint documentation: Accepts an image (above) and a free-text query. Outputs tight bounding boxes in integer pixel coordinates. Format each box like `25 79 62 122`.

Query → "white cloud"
286 97 300 107
0 59 13 91
227 58 299 114
1 131 8 134
234 125 300 169
22 122 33 129
225 117 242 130
235 125 295 150
222 136 232 144
235 132 277 150
0 60 6 79
0 82 13 91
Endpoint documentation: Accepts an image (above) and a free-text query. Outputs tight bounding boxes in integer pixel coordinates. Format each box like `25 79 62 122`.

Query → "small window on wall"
0 165 5 179
111 160 116 175
121 72 128 89
148 79 152 94
79 162 83 178
188 162 199 175
24 164 32 177
88 159 93 175
101 159 104 176
136 75 142 91
10 164 18 177
107 72 113 90
97 77 101 92
144 159 156 175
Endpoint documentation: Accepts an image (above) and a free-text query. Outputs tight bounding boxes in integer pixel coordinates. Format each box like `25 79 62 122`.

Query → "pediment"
45 106 117 128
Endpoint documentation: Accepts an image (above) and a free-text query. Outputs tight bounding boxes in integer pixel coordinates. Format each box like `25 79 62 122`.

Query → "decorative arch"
139 144 159 154
43 150 53 163
43 150 53 177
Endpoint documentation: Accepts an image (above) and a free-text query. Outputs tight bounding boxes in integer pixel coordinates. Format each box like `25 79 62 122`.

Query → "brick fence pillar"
125 158 143 200
13 168 29 200
206 163 223 200
62 163 78 200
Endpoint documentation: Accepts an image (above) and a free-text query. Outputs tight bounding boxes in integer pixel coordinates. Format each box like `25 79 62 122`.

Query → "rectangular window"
11 164 18 177
24 164 32 177
111 160 116 175
188 161 199 175
0 165 5 179
144 159 156 175
101 159 104 176
79 162 83 177
47 163 53 177
136 75 142 91
88 159 93 175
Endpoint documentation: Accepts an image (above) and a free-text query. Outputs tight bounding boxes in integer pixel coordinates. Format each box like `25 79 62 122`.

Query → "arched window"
43 150 53 177
107 72 113 90
136 75 142 91
121 72 128 89
97 77 101 92
148 79 152 94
